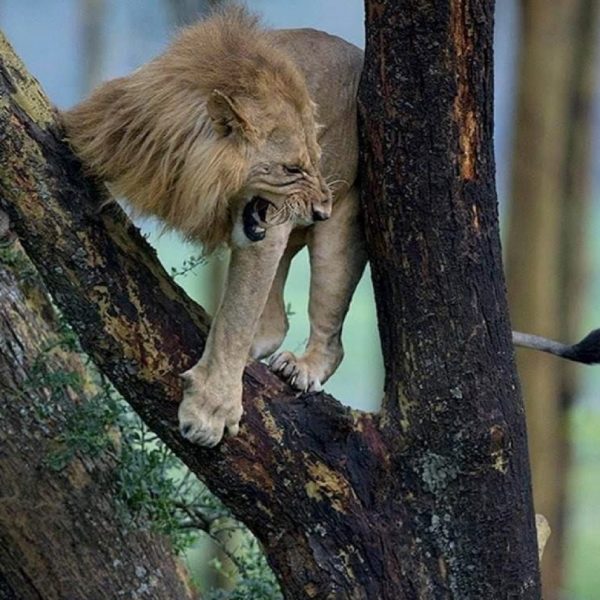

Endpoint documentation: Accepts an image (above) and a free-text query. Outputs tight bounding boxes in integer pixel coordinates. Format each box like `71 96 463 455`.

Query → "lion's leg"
250 232 306 360
178 222 292 446
270 187 367 391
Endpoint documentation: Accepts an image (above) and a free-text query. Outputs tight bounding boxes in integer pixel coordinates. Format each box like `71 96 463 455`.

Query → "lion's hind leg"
250 233 305 360
270 187 367 392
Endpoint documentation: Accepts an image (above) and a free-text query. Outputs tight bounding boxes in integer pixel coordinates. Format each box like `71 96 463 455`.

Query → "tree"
0 1 541 597
0 227 194 599
506 1 599 594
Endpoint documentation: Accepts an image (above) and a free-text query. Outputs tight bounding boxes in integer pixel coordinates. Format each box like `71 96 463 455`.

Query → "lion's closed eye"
283 164 303 175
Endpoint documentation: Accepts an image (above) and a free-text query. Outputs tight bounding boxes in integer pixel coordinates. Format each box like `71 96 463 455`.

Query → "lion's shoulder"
267 28 363 103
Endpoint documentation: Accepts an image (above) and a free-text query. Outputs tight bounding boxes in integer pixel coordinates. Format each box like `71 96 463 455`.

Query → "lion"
64 6 600 447
64 6 365 446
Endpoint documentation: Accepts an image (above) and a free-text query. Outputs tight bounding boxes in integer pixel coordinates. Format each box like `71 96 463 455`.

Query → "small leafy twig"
170 254 207 279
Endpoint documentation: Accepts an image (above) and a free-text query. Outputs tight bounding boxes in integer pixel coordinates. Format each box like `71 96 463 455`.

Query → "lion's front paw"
178 368 243 447
269 351 326 392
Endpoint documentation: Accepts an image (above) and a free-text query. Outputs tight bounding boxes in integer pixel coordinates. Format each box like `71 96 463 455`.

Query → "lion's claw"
269 351 324 392
178 414 224 447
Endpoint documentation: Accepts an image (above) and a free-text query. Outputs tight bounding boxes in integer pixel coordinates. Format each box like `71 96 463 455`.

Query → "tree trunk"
506 1 599 595
357 0 540 596
0 233 195 599
0 1 541 597
559 0 598 399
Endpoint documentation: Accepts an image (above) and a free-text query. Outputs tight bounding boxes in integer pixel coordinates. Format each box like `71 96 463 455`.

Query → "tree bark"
358 0 540 596
506 1 599 595
0 1 541 597
0 234 195 599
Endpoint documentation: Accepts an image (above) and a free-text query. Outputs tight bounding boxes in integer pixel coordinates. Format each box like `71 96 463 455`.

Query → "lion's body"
64 7 366 446
269 28 362 200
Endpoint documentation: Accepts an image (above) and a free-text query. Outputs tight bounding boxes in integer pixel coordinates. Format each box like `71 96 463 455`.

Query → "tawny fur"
63 7 319 252
64 5 366 446
65 7 600 447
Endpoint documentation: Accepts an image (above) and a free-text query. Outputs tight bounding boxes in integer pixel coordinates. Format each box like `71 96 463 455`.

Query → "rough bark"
506 1 599 595
0 2 540 597
0 573 19 600
358 0 540 596
0 235 195 599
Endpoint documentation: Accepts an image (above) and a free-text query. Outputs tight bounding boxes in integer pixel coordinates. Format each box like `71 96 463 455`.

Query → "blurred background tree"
166 0 218 25
0 0 599 597
506 1 599 597
80 0 105 92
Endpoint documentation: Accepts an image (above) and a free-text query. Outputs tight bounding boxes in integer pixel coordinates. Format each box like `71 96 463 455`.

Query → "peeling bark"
0 2 540 597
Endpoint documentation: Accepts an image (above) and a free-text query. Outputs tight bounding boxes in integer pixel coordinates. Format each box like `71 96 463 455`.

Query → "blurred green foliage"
565 409 600 599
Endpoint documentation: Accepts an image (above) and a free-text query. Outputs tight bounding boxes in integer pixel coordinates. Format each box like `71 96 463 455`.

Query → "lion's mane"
63 6 313 252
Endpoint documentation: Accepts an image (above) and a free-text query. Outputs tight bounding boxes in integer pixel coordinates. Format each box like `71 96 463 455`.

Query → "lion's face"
207 90 331 243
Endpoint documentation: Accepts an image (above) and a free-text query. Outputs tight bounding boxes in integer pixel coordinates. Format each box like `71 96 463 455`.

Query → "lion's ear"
207 90 256 139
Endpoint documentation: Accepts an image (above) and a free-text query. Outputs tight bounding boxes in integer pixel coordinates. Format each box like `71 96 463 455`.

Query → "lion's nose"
312 208 330 221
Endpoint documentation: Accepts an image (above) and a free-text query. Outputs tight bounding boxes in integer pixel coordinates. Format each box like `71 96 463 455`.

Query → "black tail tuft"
563 329 600 364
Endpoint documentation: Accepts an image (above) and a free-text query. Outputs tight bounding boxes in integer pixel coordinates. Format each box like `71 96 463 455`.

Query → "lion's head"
63 6 331 252
205 87 332 245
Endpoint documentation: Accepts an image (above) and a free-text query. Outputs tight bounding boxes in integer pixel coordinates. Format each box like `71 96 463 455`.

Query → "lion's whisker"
268 201 295 226
326 178 349 192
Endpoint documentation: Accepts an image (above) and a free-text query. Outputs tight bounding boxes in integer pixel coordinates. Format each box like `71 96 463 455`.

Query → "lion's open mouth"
243 196 272 242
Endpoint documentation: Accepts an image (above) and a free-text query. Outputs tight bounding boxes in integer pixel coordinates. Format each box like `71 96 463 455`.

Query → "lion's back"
267 29 363 193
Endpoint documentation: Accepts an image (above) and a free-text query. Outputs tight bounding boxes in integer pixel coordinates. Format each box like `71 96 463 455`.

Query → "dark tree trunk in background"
506 1 599 595
559 0 598 428
0 1 540 597
0 234 195 600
